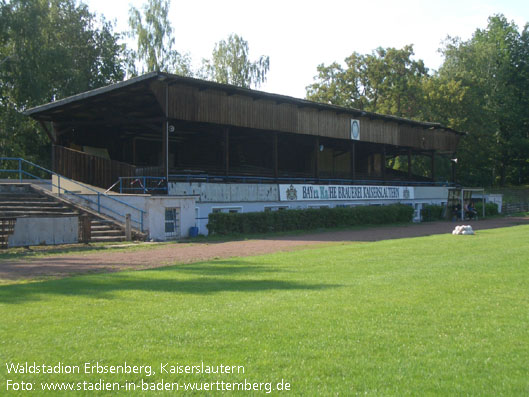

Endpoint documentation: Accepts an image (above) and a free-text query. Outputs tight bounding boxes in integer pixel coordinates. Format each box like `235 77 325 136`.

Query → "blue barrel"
189 226 199 237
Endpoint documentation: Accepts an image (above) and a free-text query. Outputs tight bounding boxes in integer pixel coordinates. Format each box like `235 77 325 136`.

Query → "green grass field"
1 225 529 395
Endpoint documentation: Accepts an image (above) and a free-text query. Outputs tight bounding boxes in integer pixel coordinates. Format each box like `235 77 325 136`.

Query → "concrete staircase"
0 218 16 249
0 184 132 243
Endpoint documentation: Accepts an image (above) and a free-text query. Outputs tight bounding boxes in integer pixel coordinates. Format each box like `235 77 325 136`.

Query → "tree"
439 15 529 186
127 0 191 76
306 45 428 118
0 0 125 164
306 45 441 180
307 19 529 187
200 33 269 88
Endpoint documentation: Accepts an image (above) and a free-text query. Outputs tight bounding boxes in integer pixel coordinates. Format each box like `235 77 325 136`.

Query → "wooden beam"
56 117 164 127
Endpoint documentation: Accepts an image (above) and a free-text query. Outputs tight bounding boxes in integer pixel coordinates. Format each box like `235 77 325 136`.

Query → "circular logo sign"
351 120 360 140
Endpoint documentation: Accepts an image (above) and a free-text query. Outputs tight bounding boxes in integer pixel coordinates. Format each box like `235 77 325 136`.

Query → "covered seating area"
26 72 463 192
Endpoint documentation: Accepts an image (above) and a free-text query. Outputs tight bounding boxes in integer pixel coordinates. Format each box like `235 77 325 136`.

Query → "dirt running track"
1 217 528 281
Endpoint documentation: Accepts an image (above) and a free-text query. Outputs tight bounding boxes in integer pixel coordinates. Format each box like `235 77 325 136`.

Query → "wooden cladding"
150 81 460 152
53 145 136 190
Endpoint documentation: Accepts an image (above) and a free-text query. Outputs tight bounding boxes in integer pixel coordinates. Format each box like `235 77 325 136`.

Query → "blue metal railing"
168 173 454 187
118 176 167 194
0 157 145 232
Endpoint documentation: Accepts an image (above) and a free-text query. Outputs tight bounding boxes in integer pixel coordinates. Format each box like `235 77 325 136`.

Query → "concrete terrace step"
90 236 126 242
91 224 118 229
0 183 145 243
0 192 47 197
0 194 53 199
0 211 79 217
0 201 65 207
91 229 125 236
0 205 75 211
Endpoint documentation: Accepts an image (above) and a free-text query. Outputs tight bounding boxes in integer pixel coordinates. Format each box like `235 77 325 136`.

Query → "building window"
264 206 289 212
165 208 180 239
211 207 242 214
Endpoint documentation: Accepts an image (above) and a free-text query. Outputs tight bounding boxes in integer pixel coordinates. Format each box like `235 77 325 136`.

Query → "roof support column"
164 83 169 182
39 121 56 172
273 132 278 179
314 136 320 180
382 145 386 181
224 127 230 177
39 120 56 144
451 156 457 184
407 148 412 179
350 141 356 182
162 122 168 180
431 151 436 182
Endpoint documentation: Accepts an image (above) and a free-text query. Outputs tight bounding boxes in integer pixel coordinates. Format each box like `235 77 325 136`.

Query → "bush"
421 204 445 222
207 204 414 235
474 202 499 217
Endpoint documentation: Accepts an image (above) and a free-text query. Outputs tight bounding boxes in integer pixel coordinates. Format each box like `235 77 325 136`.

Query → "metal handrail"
118 176 168 194
0 157 145 232
168 173 454 187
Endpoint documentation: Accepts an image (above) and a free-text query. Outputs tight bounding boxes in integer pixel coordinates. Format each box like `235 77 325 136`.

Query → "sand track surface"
1 217 527 281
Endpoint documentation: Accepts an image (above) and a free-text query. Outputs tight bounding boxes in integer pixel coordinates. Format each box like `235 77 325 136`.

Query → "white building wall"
61 193 196 240
169 182 279 202
185 184 451 235
8 216 78 247
57 183 450 238
145 196 196 241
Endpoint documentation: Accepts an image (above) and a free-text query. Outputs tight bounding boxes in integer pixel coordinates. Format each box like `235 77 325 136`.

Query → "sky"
84 0 529 99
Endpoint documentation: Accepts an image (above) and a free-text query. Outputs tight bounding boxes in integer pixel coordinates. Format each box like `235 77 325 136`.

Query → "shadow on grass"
154 260 286 276
0 259 339 304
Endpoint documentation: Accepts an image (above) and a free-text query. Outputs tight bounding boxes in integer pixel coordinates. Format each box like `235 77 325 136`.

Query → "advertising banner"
279 184 414 202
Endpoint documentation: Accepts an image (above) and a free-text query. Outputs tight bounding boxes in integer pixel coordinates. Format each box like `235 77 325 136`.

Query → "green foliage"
207 204 414 235
306 45 428 118
307 15 529 188
474 202 499 216
200 33 270 88
487 186 529 204
305 44 461 180
439 15 529 186
420 204 445 221
0 0 125 164
127 0 192 76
